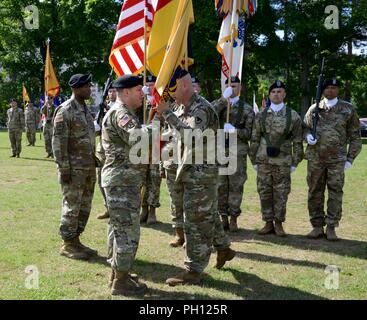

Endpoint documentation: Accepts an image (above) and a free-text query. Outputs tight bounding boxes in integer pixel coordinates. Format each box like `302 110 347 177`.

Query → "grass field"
0 131 366 300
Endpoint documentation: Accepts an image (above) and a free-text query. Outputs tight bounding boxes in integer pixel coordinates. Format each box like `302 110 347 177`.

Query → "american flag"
109 0 154 76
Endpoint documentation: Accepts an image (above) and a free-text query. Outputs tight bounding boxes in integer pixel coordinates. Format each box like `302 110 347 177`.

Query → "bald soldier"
250 80 304 236
52 73 97 260
101 75 148 296
157 70 235 286
212 76 255 232
7 98 25 158
303 78 362 241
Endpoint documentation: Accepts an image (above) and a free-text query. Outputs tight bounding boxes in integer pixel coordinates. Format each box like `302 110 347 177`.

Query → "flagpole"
226 15 235 123
44 38 50 119
143 6 148 125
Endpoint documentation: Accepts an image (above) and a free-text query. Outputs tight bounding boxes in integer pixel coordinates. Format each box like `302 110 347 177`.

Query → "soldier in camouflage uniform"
52 74 97 261
7 99 25 158
249 80 304 237
42 97 56 158
101 75 148 296
303 78 362 241
140 75 162 224
212 76 255 232
24 102 39 146
157 71 235 286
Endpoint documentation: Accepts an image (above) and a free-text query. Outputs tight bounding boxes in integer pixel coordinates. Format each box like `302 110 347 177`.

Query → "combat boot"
147 206 157 225
16 154 20 158
169 228 185 247
111 271 147 296
97 211 110 219
75 237 98 256
221 215 229 231
60 238 90 260
140 205 149 223
229 216 239 232
10 154 16 158
258 221 275 235
306 227 324 239
166 270 201 287
108 270 139 288
274 222 286 237
326 226 339 241
215 248 236 269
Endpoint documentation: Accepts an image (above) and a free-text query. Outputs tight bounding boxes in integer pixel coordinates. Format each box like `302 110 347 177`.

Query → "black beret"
269 80 286 94
225 76 241 85
68 74 92 88
9 98 17 103
191 76 200 84
112 74 143 89
177 69 189 79
146 75 157 83
322 78 342 91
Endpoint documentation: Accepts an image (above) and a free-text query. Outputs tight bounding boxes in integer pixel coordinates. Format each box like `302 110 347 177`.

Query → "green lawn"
0 131 366 300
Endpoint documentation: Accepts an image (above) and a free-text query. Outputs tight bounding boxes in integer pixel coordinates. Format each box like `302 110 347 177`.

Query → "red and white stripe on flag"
109 0 154 76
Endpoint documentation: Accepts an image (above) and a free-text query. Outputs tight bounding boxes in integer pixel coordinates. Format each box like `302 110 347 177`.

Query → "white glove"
306 134 317 145
224 123 236 134
141 124 152 130
142 85 149 95
223 87 233 99
344 161 352 170
290 166 296 173
94 121 101 132
253 165 258 172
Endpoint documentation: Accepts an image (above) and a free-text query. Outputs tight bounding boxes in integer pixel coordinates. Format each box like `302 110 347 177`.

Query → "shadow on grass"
361 138 367 145
87 254 111 267
230 228 367 260
21 157 54 162
235 251 327 269
141 221 174 236
134 260 325 300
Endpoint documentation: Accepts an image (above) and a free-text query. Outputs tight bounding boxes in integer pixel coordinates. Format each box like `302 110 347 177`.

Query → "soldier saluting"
303 78 362 241
250 80 304 237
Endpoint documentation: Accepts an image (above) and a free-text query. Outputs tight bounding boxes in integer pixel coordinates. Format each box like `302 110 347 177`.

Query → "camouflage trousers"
105 185 141 272
141 164 161 208
59 168 96 241
307 161 345 228
257 164 291 223
43 122 53 154
8 130 22 155
26 127 36 145
218 153 248 217
96 166 107 209
180 166 230 273
165 168 184 229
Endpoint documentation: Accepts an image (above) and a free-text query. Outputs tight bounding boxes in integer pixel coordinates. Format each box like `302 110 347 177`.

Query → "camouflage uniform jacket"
212 97 255 155
101 103 147 188
249 106 304 166
52 96 96 173
41 104 55 123
303 99 362 164
161 93 219 174
25 107 39 129
7 107 25 130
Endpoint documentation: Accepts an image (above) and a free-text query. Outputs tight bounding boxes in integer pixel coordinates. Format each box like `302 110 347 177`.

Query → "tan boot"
215 248 236 269
326 226 339 241
111 271 147 296
169 228 185 247
75 237 98 256
60 238 90 260
274 222 286 237
221 215 229 231
166 270 201 287
97 211 110 220
140 206 149 223
307 227 324 239
229 216 239 232
147 206 157 225
258 221 275 235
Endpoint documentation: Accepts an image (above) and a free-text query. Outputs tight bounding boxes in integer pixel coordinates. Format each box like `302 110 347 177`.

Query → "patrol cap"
68 73 92 88
146 75 157 83
322 78 342 91
225 76 241 84
9 98 17 103
112 74 143 89
191 76 200 84
268 80 286 94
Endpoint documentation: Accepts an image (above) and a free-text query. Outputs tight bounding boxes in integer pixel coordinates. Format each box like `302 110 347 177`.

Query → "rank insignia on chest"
118 114 132 128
